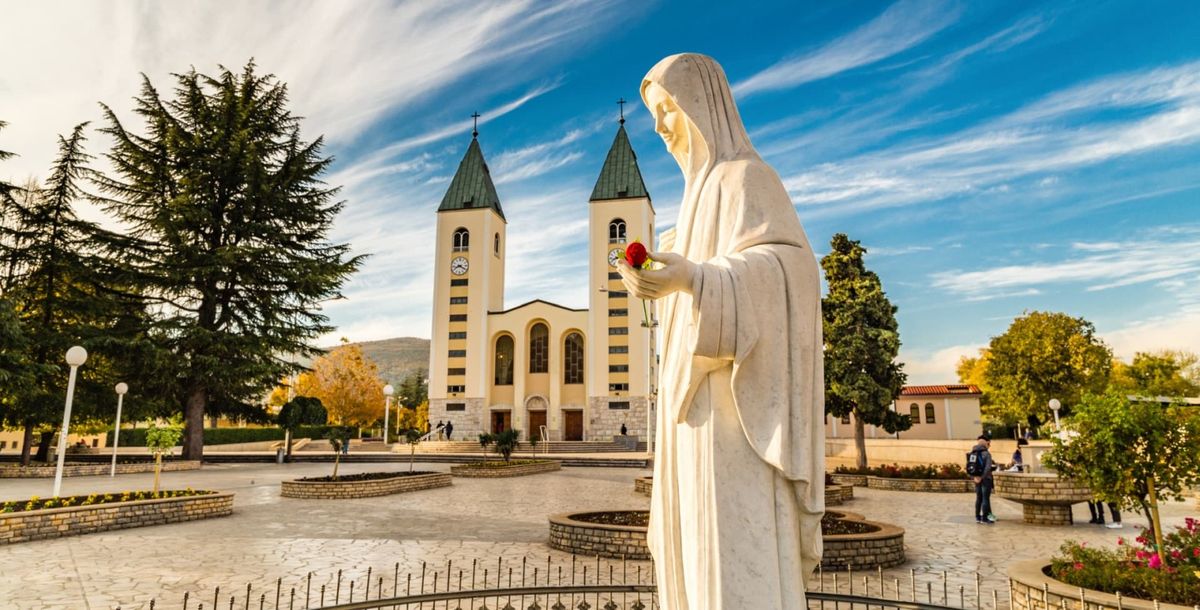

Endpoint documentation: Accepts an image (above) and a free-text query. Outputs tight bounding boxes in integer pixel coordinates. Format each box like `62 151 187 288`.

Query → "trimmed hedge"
108 425 358 447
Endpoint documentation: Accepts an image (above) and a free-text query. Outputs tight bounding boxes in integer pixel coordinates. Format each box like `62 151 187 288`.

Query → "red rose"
626 241 649 268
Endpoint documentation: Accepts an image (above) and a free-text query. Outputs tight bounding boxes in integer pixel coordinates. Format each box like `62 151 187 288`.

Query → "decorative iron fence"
119 555 1007 610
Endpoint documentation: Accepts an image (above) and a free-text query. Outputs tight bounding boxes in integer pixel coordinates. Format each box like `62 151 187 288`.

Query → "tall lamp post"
1049 398 1062 430
110 382 129 477
52 346 88 498
383 384 395 444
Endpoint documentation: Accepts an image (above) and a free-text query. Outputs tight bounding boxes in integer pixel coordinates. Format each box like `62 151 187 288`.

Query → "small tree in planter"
276 396 327 461
478 433 494 463
145 423 183 497
405 428 422 472
1045 391 1200 565
493 429 521 463
325 426 352 481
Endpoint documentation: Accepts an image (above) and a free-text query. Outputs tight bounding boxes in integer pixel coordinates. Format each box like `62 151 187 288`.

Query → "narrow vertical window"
529 323 549 373
608 219 627 243
453 228 470 251
494 335 514 385
493 233 500 256
925 403 936 424
909 404 920 424
564 332 584 384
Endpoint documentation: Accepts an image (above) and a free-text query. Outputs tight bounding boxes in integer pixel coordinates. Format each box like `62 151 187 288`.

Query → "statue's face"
645 83 688 156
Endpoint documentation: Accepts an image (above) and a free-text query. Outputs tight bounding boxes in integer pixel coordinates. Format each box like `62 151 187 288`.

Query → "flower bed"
1041 522 1200 606
450 460 561 478
0 490 232 545
0 460 201 478
549 510 651 560
280 471 451 499
829 464 971 493
834 463 969 480
821 510 906 569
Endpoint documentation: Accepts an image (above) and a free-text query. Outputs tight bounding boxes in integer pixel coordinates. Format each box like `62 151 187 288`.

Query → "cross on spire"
471 112 481 138
617 98 626 125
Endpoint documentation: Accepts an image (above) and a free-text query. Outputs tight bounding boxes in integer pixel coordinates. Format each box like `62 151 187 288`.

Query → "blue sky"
2 1 1198 383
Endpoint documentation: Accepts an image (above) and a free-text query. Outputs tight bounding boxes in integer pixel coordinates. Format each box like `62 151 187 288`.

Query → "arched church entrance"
526 395 548 441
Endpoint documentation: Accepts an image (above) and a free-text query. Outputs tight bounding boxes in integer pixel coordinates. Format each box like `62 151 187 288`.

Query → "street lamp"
110 382 129 477
52 346 88 498
1049 398 1062 430
383 384 395 444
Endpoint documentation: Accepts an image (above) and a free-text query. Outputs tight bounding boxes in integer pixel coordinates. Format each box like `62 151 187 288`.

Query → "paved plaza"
0 463 1195 609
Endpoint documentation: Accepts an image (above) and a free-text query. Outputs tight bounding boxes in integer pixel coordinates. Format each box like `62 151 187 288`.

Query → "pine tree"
821 233 910 469
95 62 363 459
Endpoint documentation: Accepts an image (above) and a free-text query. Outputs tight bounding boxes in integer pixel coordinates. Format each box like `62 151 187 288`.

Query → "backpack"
966 447 987 476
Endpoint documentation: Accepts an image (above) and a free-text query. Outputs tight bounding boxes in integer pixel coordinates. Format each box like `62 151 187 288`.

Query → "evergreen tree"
821 233 909 469
95 62 363 459
0 123 129 464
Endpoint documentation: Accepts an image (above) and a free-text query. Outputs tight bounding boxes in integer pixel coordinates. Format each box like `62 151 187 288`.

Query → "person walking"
435 420 445 441
1088 500 1124 528
967 434 996 524
444 421 454 441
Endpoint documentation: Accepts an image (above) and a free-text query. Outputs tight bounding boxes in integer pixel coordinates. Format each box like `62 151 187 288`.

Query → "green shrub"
1050 520 1200 605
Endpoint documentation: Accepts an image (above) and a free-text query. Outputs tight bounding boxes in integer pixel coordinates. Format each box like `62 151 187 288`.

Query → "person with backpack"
967 434 996 524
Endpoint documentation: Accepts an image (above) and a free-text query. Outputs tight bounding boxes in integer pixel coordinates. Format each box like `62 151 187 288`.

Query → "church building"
427 117 656 443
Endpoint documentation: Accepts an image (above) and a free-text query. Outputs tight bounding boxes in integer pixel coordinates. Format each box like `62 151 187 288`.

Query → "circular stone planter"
0 491 232 545
821 510 906 569
450 460 561 478
549 511 651 560
1008 559 1192 610
993 472 1092 525
824 483 854 505
281 471 451 499
634 476 653 496
0 460 201 478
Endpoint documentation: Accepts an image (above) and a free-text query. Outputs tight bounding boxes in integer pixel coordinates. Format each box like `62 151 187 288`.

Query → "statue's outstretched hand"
617 251 697 300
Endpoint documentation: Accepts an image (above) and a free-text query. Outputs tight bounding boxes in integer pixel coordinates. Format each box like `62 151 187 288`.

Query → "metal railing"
121 556 1007 610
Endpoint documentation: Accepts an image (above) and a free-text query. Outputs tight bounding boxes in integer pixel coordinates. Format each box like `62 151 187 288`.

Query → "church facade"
427 120 656 443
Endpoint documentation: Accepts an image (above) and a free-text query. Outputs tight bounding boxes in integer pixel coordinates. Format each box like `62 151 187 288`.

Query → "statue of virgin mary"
618 53 825 609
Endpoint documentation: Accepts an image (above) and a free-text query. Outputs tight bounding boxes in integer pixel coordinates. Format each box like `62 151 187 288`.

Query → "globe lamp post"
52 346 88 498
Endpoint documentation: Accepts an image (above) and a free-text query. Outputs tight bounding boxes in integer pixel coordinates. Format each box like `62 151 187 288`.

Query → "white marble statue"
617 53 825 609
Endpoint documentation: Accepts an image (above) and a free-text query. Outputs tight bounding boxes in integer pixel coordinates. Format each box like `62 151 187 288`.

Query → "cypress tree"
821 233 910 470
96 62 363 459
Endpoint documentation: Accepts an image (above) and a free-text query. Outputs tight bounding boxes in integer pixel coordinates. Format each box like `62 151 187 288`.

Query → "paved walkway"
0 463 1194 609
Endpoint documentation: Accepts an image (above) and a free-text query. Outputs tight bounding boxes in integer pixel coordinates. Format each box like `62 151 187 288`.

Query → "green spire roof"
590 124 650 202
438 137 505 220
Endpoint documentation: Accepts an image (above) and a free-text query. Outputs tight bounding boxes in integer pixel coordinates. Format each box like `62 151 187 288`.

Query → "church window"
608 290 627 299
529 323 549 373
450 296 468 304
609 364 628 373
494 335 514 385
925 403 936 424
609 383 629 392
453 228 469 251
609 308 627 317
494 233 500 256
447 385 465 393
450 279 468 286
449 314 467 322
447 368 465 376
910 403 920 424
609 219 627 243
564 332 584 384
448 349 466 358
609 327 628 335
448 332 466 340
609 401 630 410
447 403 466 411
608 272 621 280
609 345 628 354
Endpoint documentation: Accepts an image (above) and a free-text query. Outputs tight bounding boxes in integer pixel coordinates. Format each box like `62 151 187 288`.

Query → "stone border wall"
548 512 650 560
1008 559 1191 610
829 473 971 493
450 460 561 478
994 472 1092 525
822 510 906 569
0 491 233 545
825 484 854 505
280 472 452 499
0 460 201 478
634 476 652 496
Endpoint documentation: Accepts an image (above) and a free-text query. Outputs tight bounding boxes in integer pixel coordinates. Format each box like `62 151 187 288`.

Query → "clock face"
608 248 623 268
451 256 469 275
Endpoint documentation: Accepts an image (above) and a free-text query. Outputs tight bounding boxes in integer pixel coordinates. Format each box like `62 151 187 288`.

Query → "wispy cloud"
734 0 962 97
929 226 1200 301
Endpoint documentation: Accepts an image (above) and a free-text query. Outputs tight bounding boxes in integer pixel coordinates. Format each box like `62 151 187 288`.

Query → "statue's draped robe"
643 54 825 610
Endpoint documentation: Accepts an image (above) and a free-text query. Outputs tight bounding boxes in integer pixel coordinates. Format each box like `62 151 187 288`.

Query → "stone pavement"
0 463 1194 610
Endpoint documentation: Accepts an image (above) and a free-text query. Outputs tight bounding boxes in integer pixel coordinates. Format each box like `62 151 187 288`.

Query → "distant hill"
315 337 431 385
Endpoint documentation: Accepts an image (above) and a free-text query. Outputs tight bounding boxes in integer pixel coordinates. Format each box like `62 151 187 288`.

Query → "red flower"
1171 550 1182 559
625 241 650 269
1193 547 1199 558
1116 538 1124 546
1072 562 1084 571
